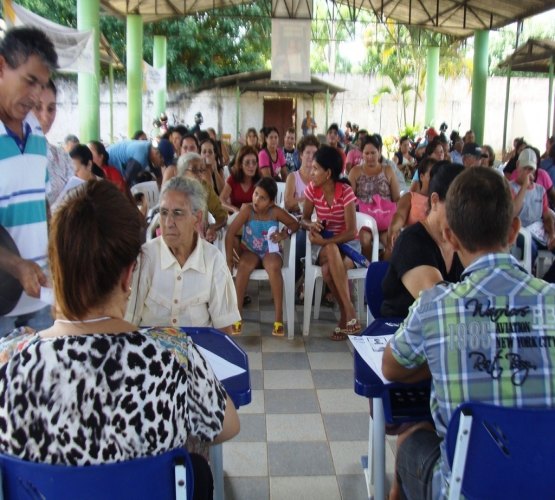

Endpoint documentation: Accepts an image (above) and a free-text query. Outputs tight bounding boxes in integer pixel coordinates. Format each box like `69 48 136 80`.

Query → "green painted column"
424 46 440 127
153 35 167 118
548 57 554 138
471 30 489 145
77 0 100 142
127 15 143 139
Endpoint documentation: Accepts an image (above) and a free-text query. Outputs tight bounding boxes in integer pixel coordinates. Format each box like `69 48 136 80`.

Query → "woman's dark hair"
297 135 320 153
398 135 410 148
132 130 147 140
314 145 343 182
200 137 223 172
428 161 465 202
88 140 108 165
361 135 381 151
262 126 279 150
49 180 143 320
417 157 436 188
549 143 555 160
232 146 261 183
69 144 93 166
424 137 443 158
181 133 200 152
256 177 278 202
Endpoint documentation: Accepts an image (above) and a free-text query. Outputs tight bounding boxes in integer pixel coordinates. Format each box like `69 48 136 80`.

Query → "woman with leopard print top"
0 180 239 493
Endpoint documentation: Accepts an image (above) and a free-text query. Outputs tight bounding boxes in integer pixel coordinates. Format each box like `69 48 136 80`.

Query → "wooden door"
263 98 295 140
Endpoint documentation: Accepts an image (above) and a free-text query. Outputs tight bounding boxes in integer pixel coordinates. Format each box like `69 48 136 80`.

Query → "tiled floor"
223 281 397 500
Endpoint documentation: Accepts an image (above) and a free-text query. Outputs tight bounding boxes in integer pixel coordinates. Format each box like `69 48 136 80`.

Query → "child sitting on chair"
225 177 299 336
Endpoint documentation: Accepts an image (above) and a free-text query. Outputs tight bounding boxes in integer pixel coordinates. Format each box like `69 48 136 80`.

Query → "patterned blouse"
0 327 227 465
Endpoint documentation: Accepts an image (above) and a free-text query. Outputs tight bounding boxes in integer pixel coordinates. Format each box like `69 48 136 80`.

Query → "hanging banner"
3 0 95 74
143 61 167 92
271 19 311 83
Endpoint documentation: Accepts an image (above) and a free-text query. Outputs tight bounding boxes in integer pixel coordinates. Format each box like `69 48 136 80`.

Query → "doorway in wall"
263 98 296 140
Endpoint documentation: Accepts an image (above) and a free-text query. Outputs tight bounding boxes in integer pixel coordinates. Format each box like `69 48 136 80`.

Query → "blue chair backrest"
0 448 194 500
365 261 390 320
446 401 555 499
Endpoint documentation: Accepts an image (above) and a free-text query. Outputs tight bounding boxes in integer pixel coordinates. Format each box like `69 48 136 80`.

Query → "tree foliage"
11 0 271 86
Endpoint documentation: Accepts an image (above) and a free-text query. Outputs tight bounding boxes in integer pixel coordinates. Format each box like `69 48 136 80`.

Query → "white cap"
518 148 537 170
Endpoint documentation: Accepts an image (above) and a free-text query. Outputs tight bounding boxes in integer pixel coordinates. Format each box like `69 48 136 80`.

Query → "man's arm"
0 247 46 298
382 343 431 383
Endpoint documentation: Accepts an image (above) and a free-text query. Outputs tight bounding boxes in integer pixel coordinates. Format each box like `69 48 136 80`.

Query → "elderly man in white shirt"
126 176 240 334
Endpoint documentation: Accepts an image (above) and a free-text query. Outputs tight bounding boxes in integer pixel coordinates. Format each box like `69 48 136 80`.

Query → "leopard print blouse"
0 330 227 465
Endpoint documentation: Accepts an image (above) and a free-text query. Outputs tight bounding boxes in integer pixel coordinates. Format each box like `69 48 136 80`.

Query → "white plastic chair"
223 212 297 339
276 182 286 208
512 227 532 274
131 181 160 208
302 213 379 336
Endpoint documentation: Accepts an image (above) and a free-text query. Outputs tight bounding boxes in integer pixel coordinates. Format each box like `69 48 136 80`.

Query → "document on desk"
349 334 393 384
197 345 246 381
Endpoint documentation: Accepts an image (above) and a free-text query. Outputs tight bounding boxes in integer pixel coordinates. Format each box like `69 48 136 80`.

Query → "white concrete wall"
49 74 553 157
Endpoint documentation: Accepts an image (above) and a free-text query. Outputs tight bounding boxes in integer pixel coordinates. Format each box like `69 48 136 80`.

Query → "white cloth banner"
271 19 311 82
143 61 167 92
5 1 95 74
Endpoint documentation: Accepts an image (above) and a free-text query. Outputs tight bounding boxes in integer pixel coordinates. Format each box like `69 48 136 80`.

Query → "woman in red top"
301 145 362 340
88 141 128 195
220 146 261 213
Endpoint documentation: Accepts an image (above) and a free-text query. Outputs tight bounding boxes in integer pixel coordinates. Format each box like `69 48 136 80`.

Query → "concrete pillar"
236 86 240 141
424 46 440 127
153 35 167 118
127 15 143 139
77 0 100 141
109 63 114 144
471 30 489 145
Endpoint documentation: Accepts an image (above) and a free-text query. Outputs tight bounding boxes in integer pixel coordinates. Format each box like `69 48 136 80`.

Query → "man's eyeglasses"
190 168 207 175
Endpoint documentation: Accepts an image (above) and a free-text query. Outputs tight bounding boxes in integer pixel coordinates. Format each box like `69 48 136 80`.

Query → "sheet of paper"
39 286 54 306
197 345 246 381
349 334 393 384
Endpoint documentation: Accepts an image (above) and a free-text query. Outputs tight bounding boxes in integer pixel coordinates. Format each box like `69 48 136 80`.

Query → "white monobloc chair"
131 181 160 208
302 212 379 336
512 227 533 273
223 212 297 339
276 182 286 208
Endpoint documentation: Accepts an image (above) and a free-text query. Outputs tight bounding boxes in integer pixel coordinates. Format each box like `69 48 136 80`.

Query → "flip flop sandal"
330 327 348 341
272 321 285 337
232 321 242 335
343 318 362 335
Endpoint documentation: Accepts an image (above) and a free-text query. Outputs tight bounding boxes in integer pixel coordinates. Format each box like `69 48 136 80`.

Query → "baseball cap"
518 148 537 170
462 143 482 157
153 138 175 166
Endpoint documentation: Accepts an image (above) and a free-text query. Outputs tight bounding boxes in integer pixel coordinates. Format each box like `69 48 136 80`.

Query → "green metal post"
548 57 554 138
109 63 114 144
470 30 489 145
236 86 240 141
77 0 100 141
502 68 512 154
325 88 330 132
424 46 440 127
127 15 143 139
502 22 521 154
153 35 167 118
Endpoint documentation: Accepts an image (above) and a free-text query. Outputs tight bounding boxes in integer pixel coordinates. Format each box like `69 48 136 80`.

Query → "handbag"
358 195 397 231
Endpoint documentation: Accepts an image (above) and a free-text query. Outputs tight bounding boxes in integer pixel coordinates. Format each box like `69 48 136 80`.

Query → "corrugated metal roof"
99 0 555 38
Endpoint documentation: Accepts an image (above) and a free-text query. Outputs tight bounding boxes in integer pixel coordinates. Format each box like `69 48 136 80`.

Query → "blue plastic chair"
361 261 431 424
446 402 555 500
0 448 194 500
